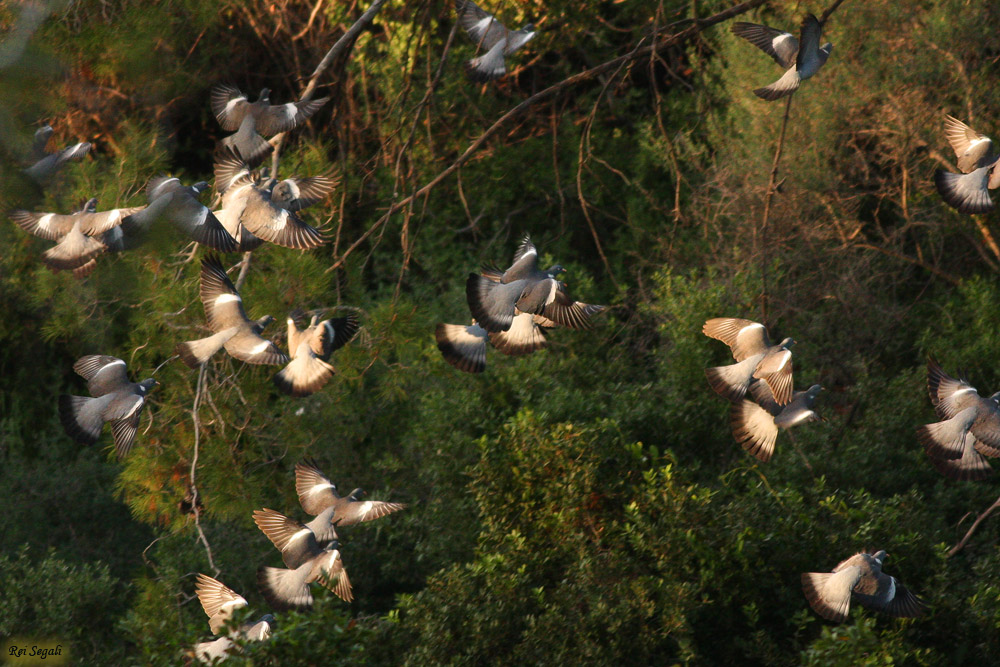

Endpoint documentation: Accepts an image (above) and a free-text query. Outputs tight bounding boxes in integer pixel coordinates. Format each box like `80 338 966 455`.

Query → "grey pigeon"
435 312 556 373
273 312 359 397
933 115 1000 214
58 355 158 459
23 125 91 184
466 235 605 333
213 151 326 250
732 14 832 101
435 321 489 373
212 155 265 252
19 198 104 278
295 458 406 526
919 359 998 479
802 550 925 623
703 317 795 405
10 200 141 242
729 382 822 462
192 574 274 664
489 311 556 355
254 508 353 608
269 172 339 212
175 256 289 368
211 85 329 166
455 0 536 82
10 193 143 278
123 176 237 252
39 214 107 276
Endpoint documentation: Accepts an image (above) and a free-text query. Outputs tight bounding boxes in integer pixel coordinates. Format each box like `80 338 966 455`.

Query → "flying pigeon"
466 235 605 333
175 255 289 368
213 150 326 250
23 125 91 184
10 199 141 242
11 198 105 277
435 312 557 373
58 355 158 459
122 176 237 252
268 172 339 212
191 574 274 664
273 312 359 397
729 382 822 462
39 214 108 276
211 85 329 166
703 317 795 405
254 507 353 608
731 14 833 101
802 550 925 622
435 321 489 373
918 359 999 479
933 115 1000 214
295 458 406 527
454 0 536 82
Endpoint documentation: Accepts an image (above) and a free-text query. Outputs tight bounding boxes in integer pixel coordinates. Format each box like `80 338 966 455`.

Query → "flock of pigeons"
701 316 932 621
191 459 405 662
8 2 998 658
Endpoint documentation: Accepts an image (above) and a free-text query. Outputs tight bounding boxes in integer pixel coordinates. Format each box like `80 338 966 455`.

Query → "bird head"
990 390 1000 405
256 315 275 330
545 264 566 278
780 337 795 349
872 550 887 565
348 487 364 500
190 181 209 194
140 378 159 394
807 384 823 397
258 88 271 102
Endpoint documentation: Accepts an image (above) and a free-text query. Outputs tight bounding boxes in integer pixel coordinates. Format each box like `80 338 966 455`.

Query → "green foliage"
0 546 130 663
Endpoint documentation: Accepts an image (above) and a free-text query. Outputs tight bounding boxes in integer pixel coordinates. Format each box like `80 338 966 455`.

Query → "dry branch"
949 494 1000 557
189 363 218 575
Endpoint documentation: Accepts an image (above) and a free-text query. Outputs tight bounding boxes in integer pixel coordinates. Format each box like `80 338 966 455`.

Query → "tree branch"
326 0 769 273
949 494 1000 557
189 363 218 575
757 94 794 323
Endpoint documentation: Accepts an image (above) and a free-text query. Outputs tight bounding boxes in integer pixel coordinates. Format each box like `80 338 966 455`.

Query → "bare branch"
189 363 219 576
949 494 1000 557
757 95 794 322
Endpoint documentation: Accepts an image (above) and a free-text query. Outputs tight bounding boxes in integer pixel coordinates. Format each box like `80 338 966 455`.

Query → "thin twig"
189 364 219 575
326 0 769 273
293 0 328 41
234 250 253 291
758 94 794 323
949 494 1000 557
